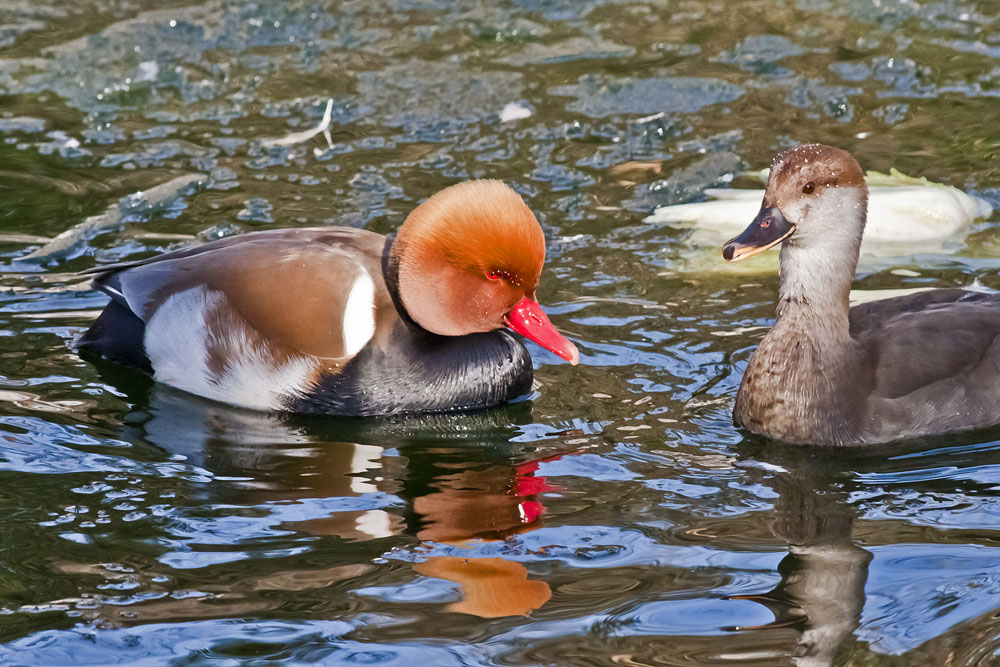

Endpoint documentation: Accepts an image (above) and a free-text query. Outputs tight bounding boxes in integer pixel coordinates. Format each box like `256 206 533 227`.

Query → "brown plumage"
724 144 1000 445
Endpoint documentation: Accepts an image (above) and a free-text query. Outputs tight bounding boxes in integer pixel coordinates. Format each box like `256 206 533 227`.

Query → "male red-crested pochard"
723 144 1000 446
77 180 579 415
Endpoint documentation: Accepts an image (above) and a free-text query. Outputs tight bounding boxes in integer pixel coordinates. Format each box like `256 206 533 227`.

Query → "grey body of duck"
725 144 1000 446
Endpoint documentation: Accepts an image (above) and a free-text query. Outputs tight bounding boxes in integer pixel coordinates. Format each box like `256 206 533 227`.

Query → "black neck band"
381 235 421 330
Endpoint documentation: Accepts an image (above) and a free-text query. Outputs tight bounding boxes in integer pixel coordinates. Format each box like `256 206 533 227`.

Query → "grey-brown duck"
723 144 1000 446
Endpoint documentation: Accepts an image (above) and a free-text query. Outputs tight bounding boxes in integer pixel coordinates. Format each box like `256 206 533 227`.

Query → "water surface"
1 0 1000 664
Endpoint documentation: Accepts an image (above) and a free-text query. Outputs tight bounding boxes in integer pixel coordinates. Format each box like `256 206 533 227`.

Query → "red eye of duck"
486 270 502 281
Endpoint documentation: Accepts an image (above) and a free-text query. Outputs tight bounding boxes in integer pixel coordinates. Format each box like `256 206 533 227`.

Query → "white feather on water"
645 169 993 272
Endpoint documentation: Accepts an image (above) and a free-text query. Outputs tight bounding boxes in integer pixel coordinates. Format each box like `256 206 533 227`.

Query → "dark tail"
76 300 153 373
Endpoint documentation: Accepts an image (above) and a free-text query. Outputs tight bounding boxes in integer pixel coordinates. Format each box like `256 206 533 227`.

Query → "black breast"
289 327 534 416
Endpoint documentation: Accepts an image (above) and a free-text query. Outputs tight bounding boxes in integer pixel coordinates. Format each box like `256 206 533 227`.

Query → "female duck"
723 144 1000 446
78 180 578 415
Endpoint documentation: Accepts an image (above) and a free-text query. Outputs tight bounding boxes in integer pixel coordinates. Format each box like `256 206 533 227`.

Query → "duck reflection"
122 384 402 541
407 455 557 617
733 446 871 667
111 379 556 619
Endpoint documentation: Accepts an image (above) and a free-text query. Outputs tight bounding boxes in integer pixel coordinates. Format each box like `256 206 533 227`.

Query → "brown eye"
802 181 816 194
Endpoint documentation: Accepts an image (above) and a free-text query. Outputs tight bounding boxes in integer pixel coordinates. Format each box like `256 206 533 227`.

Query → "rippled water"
2 0 1000 664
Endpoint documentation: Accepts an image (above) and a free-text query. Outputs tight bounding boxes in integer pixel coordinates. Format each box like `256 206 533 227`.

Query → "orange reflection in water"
412 458 561 618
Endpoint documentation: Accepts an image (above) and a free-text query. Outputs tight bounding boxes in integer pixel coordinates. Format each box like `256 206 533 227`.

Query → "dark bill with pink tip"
504 297 580 365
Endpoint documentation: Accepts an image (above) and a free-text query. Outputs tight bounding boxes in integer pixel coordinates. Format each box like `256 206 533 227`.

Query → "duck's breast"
294 327 534 416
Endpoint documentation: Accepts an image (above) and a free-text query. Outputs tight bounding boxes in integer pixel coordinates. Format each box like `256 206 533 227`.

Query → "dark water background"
1 0 1000 664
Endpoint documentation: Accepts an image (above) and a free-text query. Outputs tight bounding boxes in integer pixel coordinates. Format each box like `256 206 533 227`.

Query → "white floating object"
260 98 334 149
848 286 934 305
849 280 998 305
499 101 532 123
136 60 159 82
646 168 993 269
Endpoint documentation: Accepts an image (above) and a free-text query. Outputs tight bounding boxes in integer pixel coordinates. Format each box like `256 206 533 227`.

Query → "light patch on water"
499 101 532 123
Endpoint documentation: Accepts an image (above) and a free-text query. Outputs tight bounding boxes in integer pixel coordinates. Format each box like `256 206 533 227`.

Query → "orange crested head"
392 180 577 364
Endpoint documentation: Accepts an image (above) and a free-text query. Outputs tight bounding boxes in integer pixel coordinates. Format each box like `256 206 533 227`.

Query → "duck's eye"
486 270 501 281
802 181 816 194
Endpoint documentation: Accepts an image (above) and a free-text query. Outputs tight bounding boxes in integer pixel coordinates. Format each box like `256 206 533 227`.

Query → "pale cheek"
782 199 809 224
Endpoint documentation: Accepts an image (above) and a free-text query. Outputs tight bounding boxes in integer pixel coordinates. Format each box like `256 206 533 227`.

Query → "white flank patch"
342 270 376 358
144 287 317 411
